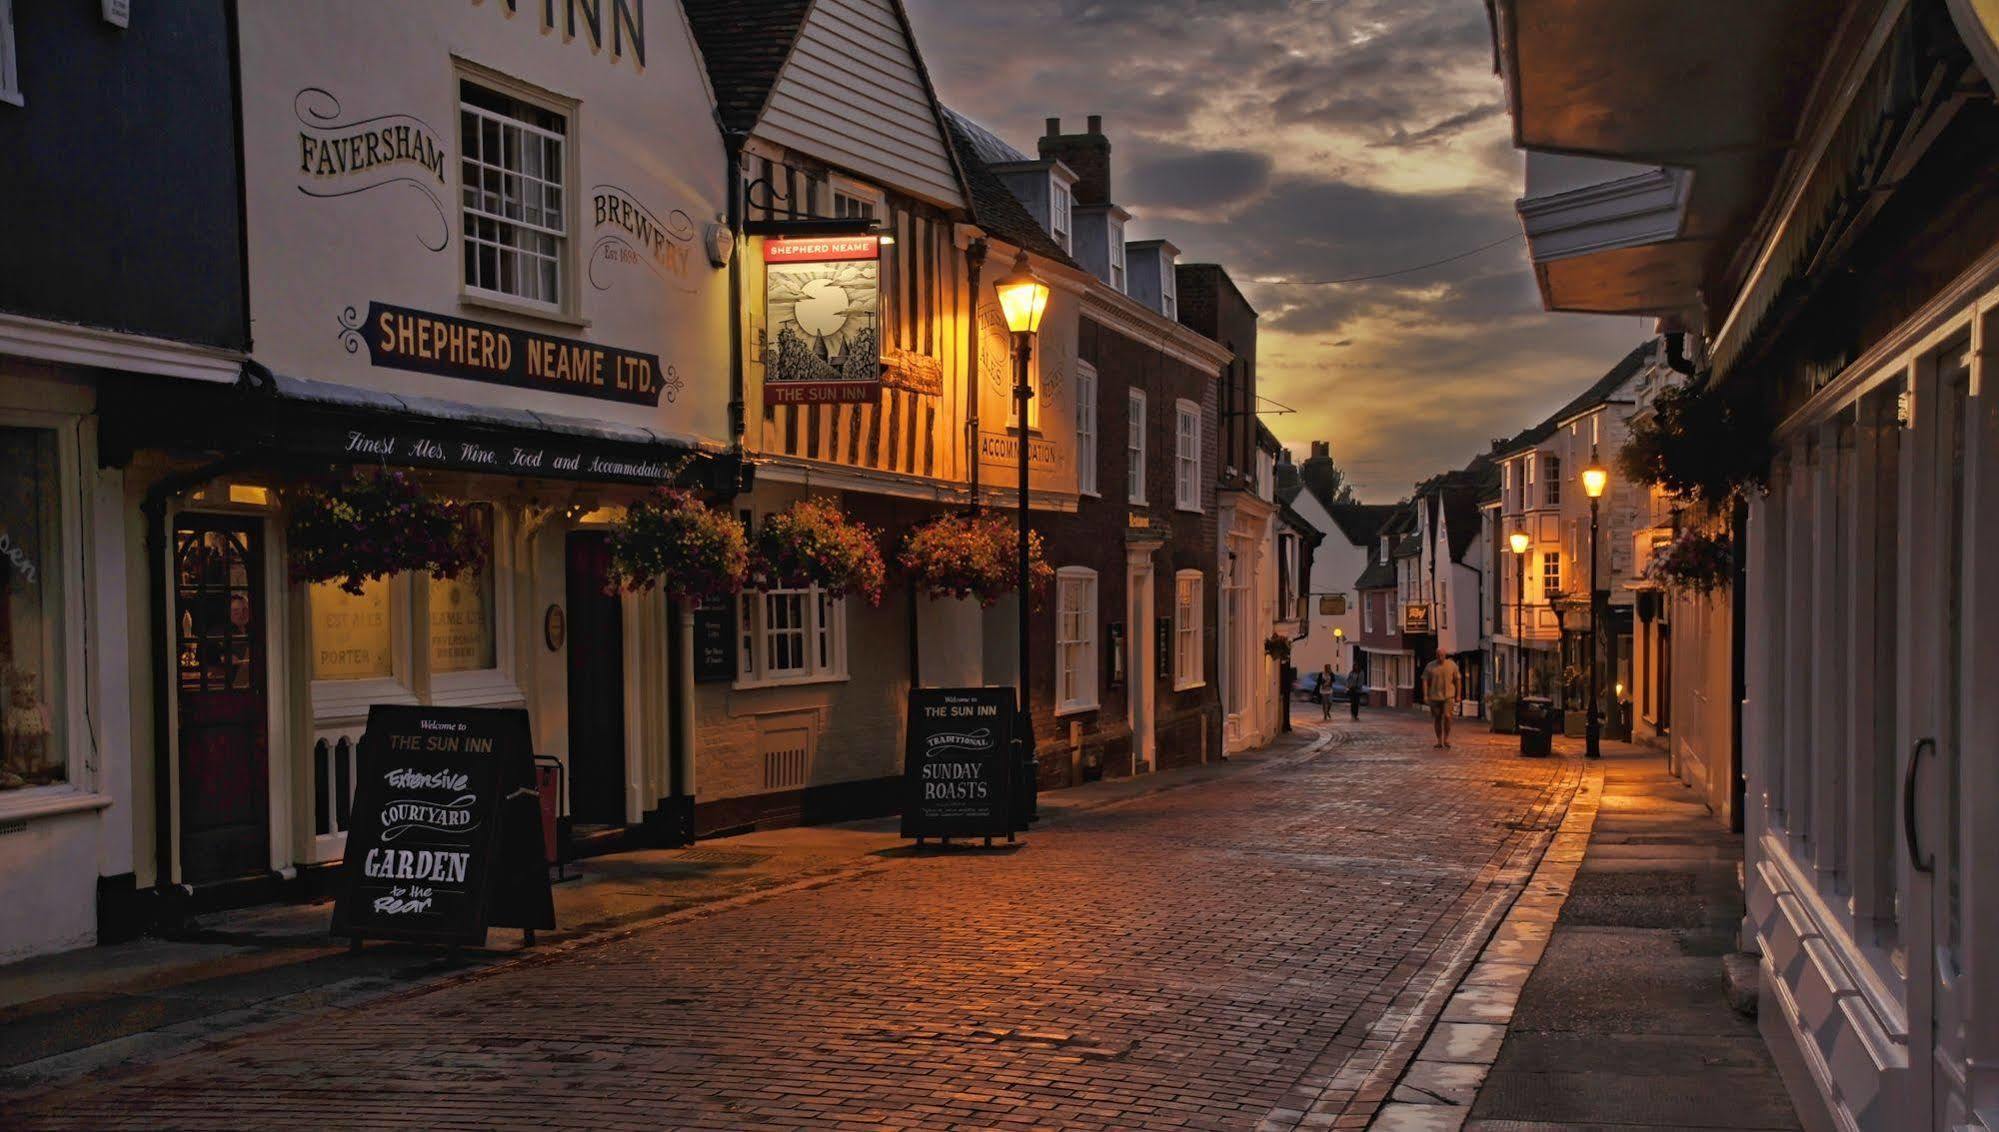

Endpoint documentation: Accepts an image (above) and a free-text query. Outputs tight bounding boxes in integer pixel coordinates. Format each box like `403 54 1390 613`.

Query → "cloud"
904 0 1646 498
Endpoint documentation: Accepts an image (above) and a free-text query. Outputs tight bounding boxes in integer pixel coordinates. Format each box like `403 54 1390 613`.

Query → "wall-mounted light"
704 221 735 269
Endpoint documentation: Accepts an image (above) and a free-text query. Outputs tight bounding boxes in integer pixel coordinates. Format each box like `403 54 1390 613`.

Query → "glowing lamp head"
1333 627 1345 640
1508 532 1530 556
1582 465 1609 499
994 250 1050 335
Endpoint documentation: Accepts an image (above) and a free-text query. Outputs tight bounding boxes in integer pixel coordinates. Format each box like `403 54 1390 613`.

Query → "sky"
904 0 1646 502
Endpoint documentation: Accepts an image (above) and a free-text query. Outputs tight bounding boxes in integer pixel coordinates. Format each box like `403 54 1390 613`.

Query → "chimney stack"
1038 114 1112 207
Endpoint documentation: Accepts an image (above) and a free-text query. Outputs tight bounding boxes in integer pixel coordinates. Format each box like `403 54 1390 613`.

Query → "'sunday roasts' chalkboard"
900 687 1016 841
331 705 555 947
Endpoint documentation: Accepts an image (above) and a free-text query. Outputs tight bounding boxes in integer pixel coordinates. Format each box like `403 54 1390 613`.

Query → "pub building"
2 0 740 959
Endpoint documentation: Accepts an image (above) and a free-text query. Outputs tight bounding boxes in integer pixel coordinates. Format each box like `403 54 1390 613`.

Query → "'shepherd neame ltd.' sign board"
350 300 673 408
332 705 554 947
900 687 1016 841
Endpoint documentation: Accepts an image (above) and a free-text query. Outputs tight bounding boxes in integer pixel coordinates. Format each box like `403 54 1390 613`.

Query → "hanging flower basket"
748 498 886 606
1263 634 1292 662
1644 528 1733 595
287 470 486 595
898 511 1052 607
604 488 748 603
1617 383 1772 507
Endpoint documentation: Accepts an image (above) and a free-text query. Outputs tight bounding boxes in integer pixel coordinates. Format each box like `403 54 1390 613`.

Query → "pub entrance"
173 516 271 885
565 531 627 828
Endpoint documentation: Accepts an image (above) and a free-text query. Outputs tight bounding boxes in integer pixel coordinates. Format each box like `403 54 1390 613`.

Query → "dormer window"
1108 217 1126 293
1161 258 1177 320
1049 176 1072 253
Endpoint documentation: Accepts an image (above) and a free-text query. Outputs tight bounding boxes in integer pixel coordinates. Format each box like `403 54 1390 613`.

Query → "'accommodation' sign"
352 301 672 407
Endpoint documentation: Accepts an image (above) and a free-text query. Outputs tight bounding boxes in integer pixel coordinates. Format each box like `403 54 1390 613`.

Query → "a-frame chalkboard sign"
331 705 555 950
900 686 1017 845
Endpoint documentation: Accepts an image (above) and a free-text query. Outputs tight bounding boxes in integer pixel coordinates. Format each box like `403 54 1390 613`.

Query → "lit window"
0 0 20 107
460 80 568 308
1542 551 1561 598
1174 400 1201 511
1049 177 1072 252
739 586 846 685
1127 389 1147 504
429 504 496 673
311 579 394 681
0 427 64 789
1055 567 1098 714
1076 362 1098 496
1173 570 1204 689
1108 217 1126 293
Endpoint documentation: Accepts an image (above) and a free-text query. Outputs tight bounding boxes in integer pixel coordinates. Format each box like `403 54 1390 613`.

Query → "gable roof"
1321 502 1400 548
941 108 1083 269
680 0 816 137
1492 340 1653 459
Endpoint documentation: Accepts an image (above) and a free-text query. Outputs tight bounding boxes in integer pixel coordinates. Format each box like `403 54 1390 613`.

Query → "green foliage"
1617 383 1771 507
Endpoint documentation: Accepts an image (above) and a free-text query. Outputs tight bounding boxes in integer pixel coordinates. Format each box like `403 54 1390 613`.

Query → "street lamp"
1333 626 1346 672
1507 531 1529 700
1581 463 1608 759
995 250 1050 820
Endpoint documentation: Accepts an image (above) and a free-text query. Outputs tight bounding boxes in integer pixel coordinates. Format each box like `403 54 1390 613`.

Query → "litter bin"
1517 696 1555 758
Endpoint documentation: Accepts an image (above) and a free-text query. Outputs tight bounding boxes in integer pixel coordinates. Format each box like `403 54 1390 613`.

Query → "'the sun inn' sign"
359 301 671 407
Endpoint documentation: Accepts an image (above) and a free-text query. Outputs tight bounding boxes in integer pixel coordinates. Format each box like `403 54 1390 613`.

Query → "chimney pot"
1044 117 1061 137
1310 441 1330 459
1087 114 1102 134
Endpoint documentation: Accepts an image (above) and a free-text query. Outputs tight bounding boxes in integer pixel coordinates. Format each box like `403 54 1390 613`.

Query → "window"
1049 177 1073 253
1108 217 1126 293
1174 400 1201 511
1362 593 1374 634
1055 567 1098 713
1173 570 1204 689
460 79 568 309
1542 551 1561 598
1161 260 1177 321
1544 455 1562 506
1127 390 1147 504
832 178 881 221
0 427 64 790
739 586 846 685
310 580 394 680
429 504 496 673
0 0 20 107
1075 362 1098 496
1277 533 1298 617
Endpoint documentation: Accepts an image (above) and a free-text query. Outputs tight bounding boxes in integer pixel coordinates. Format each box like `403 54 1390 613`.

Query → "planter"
287 470 485 594
748 497 885 605
1488 695 1519 734
898 511 1051 607
604 488 748 603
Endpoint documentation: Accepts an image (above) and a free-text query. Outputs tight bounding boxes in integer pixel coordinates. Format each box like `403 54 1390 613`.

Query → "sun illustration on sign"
767 260 880 386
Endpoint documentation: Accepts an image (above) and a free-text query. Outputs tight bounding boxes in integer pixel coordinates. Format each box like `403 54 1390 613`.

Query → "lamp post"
1333 626 1346 673
995 251 1050 820
1581 464 1609 760
1508 531 1529 700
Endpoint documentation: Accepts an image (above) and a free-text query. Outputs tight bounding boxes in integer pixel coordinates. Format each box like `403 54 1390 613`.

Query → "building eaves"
680 0 816 137
941 108 1082 270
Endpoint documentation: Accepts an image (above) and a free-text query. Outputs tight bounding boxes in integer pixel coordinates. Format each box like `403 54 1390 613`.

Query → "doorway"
1127 556 1155 773
565 531 627 827
173 516 270 885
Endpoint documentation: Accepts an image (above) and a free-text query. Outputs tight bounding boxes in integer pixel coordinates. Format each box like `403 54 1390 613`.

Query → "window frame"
1161 259 1178 321
0 414 90 817
1173 398 1202 512
1545 454 1562 506
1108 217 1127 293
1541 551 1562 598
736 584 849 689
455 68 577 321
1075 361 1099 497
1049 174 1073 253
830 175 884 221
0 0 21 108
1173 569 1205 690
1127 389 1148 505
1054 566 1099 715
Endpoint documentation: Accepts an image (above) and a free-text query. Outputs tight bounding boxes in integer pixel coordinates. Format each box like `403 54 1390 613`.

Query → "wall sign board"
763 237 882 405
350 302 673 408
331 705 554 947
900 687 1016 841
691 597 737 683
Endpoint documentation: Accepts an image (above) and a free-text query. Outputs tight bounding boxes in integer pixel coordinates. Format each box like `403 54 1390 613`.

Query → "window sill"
1054 700 1100 718
0 89 23 109
1172 679 1205 692
1175 503 1202 514
431 668 526 707
460 290 591 330
1127 497 1146 507
0 787 114 823
733 672 850 692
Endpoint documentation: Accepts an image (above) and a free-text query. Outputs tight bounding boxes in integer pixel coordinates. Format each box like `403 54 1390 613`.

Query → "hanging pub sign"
331 704 555 948
763 236 882 405
349 301 673 408
1404 603 1433 633
900 687 1016 842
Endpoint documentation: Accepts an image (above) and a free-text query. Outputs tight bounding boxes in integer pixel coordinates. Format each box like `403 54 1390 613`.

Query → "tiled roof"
681 0 816 136
1491 341 1653 459
940 108 1081 269
1321 502 1400 548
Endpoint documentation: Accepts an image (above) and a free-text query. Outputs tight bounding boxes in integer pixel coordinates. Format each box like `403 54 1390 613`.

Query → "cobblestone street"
2 713 1583 1131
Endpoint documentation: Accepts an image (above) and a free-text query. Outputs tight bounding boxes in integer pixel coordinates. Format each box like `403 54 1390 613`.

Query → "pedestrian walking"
1422 654 1463 748
1316 663 1337 721
1347 673 1365 720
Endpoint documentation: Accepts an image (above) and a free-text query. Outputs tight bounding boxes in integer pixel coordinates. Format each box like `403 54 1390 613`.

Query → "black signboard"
331 705 555 947
900 687 1016 841
692 597 737 683
1156 617 1173 680
355 300 672 407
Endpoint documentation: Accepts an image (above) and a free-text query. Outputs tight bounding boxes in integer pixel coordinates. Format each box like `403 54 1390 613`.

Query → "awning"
100 368 743 493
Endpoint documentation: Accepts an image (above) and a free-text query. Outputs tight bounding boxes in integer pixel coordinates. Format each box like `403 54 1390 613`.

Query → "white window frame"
1108 217 1127 293
1049 175 1073 253
831 175 884 221
1542 551 1561 598
1161 258 1178 321
457 71 574 317
0 0 21 108
1075 361 1098 497
1173 570 1204 690
1127 389 1147 504
737 585 848 688
1054 567 1099 715
1174 399 1202 512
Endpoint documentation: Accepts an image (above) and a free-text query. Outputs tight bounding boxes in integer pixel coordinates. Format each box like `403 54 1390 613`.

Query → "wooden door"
565 532 627 826
174 517 270 884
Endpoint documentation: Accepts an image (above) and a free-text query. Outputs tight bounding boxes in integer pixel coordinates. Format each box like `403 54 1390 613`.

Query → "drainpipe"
964 238 988 510
725 132 748 451
1664 331 1697 377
